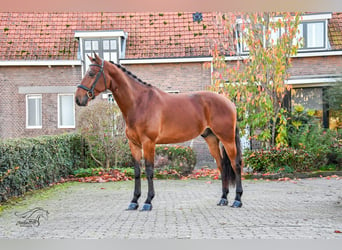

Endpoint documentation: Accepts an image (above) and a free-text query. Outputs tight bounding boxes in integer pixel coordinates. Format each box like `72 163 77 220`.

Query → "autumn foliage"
211 12 302 147
64 167 221 183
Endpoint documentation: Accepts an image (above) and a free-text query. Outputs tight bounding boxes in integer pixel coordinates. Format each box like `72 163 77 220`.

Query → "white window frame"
296 21 329 51
238 25 249 54
26 94 42 129
57 94 76 128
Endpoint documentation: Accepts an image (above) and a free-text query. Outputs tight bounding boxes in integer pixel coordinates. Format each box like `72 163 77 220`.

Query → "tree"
77 101 132 169
211 12 302 147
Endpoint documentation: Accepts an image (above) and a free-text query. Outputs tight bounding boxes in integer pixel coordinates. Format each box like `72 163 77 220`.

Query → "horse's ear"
87 54 94 62
93 51 100 61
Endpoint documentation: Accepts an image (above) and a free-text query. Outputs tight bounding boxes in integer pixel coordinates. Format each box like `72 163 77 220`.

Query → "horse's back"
157 90 236 121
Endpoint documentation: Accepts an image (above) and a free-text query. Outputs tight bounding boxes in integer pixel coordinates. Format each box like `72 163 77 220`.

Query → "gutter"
120 57 213 64
0 60 81 67
120 50 342 65
0 50 341 67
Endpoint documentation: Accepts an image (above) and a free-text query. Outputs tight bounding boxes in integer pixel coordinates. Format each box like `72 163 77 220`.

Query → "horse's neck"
109 67 143 118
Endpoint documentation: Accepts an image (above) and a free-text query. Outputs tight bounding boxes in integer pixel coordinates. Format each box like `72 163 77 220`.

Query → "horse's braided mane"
110 61 151 87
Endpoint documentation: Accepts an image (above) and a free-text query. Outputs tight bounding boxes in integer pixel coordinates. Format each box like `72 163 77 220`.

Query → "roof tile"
328 13 342 50
0 12 341 61
0 12 223 60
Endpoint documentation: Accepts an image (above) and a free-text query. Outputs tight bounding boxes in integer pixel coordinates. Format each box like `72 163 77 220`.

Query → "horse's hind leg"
202 129 228 206
127 141 142 210
221 139 243 208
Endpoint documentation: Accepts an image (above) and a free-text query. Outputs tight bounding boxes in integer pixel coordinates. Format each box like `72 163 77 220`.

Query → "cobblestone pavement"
0 178 341 239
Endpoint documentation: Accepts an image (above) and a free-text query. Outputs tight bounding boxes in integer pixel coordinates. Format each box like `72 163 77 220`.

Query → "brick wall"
215 55 342 78
123 62 211 92
289 56 342 76
0 66 81 139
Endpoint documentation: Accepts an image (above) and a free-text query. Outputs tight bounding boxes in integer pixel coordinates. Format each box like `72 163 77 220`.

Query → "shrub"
154 145 196 176
0 134 87 202
288 105 342 168
244 147 316 173
326 129 342 169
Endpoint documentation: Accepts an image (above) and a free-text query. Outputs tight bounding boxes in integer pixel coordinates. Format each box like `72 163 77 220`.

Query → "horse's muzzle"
75 95 89 106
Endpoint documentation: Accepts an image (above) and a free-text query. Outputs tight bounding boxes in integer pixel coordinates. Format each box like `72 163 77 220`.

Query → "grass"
319 164 339 171
0 182 79 214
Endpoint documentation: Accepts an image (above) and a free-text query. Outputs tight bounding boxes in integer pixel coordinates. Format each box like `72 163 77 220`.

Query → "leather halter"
77 60 107 99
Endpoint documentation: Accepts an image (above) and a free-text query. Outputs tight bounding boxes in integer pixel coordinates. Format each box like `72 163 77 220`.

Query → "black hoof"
140 203 152 211
126 202 139 210
231 200 242 208
217 198 228 206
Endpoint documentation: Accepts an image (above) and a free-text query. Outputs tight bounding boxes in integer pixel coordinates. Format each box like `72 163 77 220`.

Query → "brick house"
0 12 341 166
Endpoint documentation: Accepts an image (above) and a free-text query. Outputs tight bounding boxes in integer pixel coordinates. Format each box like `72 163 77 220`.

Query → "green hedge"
0 134 87 202
155 145 197 176
244 147 333 173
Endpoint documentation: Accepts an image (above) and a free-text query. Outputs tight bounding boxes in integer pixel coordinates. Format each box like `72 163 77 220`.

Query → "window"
74 31 128 75
291 87 324 125
238 25 249 54
296 21 327 50
83 38 119 71
237 23 285 54
26 94 42 128
236 13 331 54
58 94 75 128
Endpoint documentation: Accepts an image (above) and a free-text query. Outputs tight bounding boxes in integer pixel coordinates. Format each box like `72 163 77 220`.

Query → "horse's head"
75 52 109 106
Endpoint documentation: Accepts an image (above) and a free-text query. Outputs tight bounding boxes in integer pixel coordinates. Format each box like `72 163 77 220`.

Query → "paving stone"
0 178 341 239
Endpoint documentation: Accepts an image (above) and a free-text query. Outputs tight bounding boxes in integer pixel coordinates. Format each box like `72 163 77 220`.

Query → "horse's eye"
88 71 95 77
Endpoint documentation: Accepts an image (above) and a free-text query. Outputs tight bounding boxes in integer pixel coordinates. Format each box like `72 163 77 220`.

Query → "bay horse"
75 53 243 211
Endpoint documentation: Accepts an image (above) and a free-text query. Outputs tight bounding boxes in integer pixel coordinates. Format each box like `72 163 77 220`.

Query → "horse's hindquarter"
200 92 237 142
201 91 236 123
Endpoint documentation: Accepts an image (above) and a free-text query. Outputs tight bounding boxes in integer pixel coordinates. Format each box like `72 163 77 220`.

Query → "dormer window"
237 12 332 55
74 30 128 75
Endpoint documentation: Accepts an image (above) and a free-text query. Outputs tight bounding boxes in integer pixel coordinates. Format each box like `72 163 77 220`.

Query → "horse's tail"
222 126 243 187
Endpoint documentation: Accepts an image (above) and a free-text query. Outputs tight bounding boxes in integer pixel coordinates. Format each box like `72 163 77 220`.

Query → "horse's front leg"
141 141 156 211
127 141 142 210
